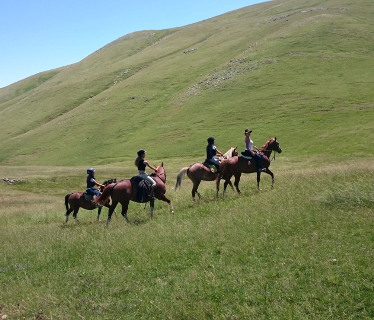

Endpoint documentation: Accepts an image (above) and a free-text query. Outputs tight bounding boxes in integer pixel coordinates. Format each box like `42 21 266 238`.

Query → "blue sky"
0 0 264 88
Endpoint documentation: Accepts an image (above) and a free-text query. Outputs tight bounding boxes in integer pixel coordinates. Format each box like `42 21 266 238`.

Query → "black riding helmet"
137 149 146 157
87 168 95 174
207 137 215 144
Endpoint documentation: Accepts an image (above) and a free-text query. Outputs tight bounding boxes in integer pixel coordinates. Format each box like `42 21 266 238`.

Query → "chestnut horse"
219 137 282 195
175 147 238 200
64 178 116 223
95 163 173 225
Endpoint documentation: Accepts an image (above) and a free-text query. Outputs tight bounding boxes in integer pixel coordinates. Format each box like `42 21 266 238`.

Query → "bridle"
152 169 166 183
259 139 282 161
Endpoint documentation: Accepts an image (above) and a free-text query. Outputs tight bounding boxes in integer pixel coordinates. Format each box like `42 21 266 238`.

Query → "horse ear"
275 137 277 141
161 162 164 167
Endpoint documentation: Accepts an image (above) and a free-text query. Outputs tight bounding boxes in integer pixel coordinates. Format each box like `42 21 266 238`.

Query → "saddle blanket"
130 176 153 203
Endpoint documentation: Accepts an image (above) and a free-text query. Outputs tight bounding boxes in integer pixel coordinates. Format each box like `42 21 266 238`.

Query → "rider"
206 136 224 172
86 168 105 198
134 149 157 198
241 129 265 172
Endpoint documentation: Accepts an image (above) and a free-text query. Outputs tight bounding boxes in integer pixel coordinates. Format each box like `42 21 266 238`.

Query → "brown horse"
95 163 173 225
175 147 238 200
64 178 116 223
219 137 282 195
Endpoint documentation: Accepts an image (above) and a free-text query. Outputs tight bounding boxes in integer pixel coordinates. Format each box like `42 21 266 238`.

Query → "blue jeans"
86 188 100 196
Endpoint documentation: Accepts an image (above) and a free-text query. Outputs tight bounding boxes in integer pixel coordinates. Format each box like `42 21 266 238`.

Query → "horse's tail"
65 194 71 211
95 183 116 206
175 167 189 190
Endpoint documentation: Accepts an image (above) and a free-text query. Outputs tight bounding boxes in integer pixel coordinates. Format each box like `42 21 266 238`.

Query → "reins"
152 171 166 183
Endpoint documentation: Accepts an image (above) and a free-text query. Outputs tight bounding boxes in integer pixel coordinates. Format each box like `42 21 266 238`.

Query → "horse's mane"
259 138 275 152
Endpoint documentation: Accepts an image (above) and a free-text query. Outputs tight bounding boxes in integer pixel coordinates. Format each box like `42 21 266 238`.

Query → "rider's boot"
148 186 156 200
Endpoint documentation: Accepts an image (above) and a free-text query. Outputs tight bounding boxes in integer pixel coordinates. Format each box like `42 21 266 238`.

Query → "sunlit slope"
0 0 373 166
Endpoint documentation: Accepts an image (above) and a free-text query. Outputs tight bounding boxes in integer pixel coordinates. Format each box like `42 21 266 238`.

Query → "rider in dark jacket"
86 168 104 196
206 137 223 171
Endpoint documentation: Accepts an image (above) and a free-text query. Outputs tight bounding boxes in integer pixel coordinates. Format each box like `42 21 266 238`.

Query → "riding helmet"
137 149 146 156
207 137 215 144
87 168 95 174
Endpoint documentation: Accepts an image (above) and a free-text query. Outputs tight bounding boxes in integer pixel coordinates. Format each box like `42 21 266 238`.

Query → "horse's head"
271 137 282 154
260 138 282 157
222 147 238 159
231 147 238 157
153 162 166 183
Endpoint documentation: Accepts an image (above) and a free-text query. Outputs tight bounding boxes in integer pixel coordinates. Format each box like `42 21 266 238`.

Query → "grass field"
1 160 373 319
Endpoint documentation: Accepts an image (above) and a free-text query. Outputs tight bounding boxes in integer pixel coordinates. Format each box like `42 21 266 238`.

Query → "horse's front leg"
222 177 234 198
215 176 221 198
97 206 102 221
150 199 155 219
157 194 174 214
256 171 262 190
264 168 275 188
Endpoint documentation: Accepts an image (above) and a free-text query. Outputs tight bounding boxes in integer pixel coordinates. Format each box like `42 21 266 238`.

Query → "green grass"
1 162 373 319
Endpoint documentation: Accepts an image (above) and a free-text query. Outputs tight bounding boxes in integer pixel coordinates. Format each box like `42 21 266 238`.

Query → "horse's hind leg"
192 181 201 200
120 202 130 223
223 179 234 198
106 201 119 226
234 173 242 194
65 208 74 223
73 209 80 222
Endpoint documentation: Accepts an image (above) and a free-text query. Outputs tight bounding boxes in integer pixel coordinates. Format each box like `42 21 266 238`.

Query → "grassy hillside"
0 0 373 166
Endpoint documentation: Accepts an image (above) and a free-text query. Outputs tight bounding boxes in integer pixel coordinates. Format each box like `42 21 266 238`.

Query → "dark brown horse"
64 178 116 223
219 137 282 195
95 163 173 225
175 147 238 200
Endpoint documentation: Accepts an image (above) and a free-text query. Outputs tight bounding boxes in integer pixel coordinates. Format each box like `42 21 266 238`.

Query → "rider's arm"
93 179 105 188
144 160 157 171
216 148 224 157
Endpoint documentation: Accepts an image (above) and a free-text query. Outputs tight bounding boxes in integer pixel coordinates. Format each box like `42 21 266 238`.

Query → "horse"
95 163 173 225
175 147 238 200
64 178 116 223
218 137 282 195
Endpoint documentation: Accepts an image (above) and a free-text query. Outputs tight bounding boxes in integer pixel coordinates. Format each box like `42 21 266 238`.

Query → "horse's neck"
153 171 166 184
260 140 273 157
223 148 235 159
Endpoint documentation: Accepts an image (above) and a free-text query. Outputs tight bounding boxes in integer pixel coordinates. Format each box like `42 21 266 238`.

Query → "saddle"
203 162 218 173
130 176 153 203
240 150 252 159
83 192 94 202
